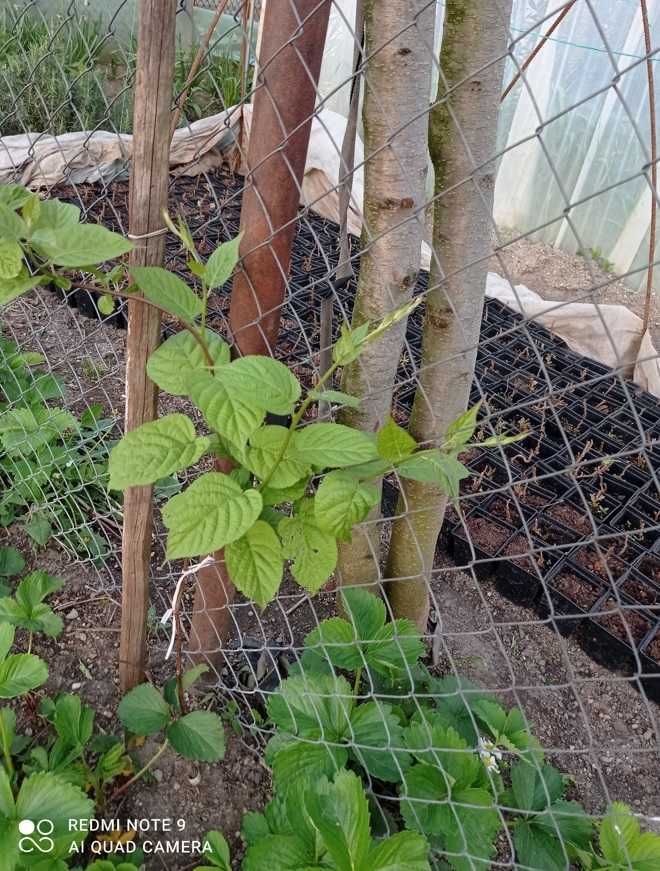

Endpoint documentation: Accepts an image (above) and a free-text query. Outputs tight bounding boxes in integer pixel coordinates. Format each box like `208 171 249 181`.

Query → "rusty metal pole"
188 0 331 669
229 0 332 355
120 1 177 691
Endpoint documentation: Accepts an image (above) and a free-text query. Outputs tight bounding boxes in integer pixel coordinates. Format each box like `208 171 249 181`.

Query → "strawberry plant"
576 801 660 870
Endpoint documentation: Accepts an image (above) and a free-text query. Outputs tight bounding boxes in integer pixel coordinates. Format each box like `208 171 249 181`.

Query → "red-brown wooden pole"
188 0 331 668
120 1 177 691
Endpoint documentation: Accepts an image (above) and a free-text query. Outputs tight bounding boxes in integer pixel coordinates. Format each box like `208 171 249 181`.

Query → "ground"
1 232 659 867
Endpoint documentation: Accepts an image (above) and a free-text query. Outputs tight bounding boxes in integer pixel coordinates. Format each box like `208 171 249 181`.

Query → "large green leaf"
0 203 27 241
188 371 264 449
198 830 232 870
31 199 80 232
0 766 94 871
436 787 502 871
314 471 379 541
108 414 209 490
377 416 417 463
270 740 348 794
365 831 430 871
31 224 132 266
279 500 338 591
402 722 482 792
293 423 379 468
0 184 34 212
225 520 283 607
242 834 313 871
131 266 202 323
246 426 309 488
118 683 171 735
0 269 46 306
0 240 23 280
509 761 564 813
306 770 371 870
267 673 353 741
147 330 230 395
396 450 470 499
162 472 262 559
0 548 24 578
166 711 225 762
349 701 410 783
218 357 301 415
514 820 569 871
204 236 241 289
0 652 48 698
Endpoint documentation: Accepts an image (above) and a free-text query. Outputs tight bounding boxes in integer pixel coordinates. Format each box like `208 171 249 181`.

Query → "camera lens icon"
18 819 55 854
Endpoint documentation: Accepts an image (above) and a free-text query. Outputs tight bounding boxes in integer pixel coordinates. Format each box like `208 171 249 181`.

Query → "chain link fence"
1 0 660 867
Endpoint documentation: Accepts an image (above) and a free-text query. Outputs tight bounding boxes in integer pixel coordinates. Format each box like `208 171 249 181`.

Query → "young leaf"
314 471 379 541
279 500 338 591
308 389 360 408
0 652 48 698
109 414 210 490
162 472 262 559
147 329 230 395
247 425 309 488
332 321 371 366
23 512 52 546
188 371 265 449
31 224 132 266
396 449 470 499
131 266 202 323
53 693 95 748
443 404 481 452
267 672 353 741
0 184 34 211
0 570 64 637
225 520 284 607
118 683 171 735
219 356 301 415
377 416 417 463
97 294 115 316
204 235 241 289
293 423 379 468
166 710 226 762
198 830 232 870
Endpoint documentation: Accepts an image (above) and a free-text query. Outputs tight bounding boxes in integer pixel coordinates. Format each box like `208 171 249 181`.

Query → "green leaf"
53 693 95 747
131 266 202 323
261 478 307 507
204 235 241 289
293 423 379 468
147 329 230 395
118 683 171 735
225 520 284 607
219 356 301 415
365 831 431 871
534 800 593 852
97 294 114 316
0 240 23 279
0 652 48 697
0 267 45 305
333 321 372 366
514 821 568 871
510 761 565 813
267 673 353 740
271 740 348 794
242 834 312 871
306 770 371 870
443 404 481 452
0 184 34 211
247 425 309 489
599 802 641 865
189 371 265 450
477 432 527 448
23 512 53 546
199 830 231 870
166 710 225 762
396 450 470 499
9 770 94 862
108 413 209 490
32 198 80 231
0 624 13 662
0 203 27 241
350 701 410 783
308 388 360 408
162 472 263 559
279 500 337 591
31 224 132 266
305 617 363 672
0 547 25 577
314 471 379 541
377 416 417 463
0 570 65 637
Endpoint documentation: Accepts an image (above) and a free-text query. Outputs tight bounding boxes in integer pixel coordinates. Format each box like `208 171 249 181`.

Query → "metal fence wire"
1 0 660 868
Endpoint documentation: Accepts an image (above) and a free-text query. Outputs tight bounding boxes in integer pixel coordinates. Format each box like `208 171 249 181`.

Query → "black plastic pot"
541 561 606 637
609 507 660 551
451 509 515 580
618 567 660 609
639 624 660 702
495 530 561 606
585 592 655 671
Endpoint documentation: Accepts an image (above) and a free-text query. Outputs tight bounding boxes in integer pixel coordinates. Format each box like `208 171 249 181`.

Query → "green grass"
0 11 250 137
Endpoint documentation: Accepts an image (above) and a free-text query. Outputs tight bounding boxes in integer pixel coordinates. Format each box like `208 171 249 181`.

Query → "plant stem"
109 739 169 802
257 362 340 491
353 666 363 698
26 632 32 654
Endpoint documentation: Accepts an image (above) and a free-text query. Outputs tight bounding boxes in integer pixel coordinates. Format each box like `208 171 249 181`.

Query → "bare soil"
551 570 602 611
595 598 653 646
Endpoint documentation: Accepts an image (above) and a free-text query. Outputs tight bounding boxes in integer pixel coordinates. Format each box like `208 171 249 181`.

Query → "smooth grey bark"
336 0 436 591
385 0 513 628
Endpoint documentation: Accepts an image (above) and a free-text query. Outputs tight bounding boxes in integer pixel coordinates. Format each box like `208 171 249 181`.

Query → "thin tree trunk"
385 0 513 628
336 0 435 590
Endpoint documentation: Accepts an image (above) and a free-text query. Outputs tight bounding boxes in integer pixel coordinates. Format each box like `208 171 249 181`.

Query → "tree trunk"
384 0 513 628
336 0 435 590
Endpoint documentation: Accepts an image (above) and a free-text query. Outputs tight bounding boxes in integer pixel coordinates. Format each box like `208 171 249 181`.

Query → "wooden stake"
120 0 177 692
